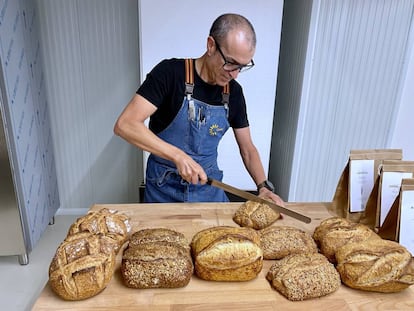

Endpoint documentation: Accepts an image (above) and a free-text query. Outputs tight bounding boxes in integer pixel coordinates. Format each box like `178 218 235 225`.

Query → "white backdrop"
139 0 284 189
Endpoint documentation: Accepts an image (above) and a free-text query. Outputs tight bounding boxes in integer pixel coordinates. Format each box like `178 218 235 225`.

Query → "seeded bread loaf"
313 216 381 263
128 227 190 251
121 241 193 288
336 239 414 293
259 226 318 260
266 253 341 301
48 232 117 300
233 200 281 229
191 226 263 281
121 228 193 289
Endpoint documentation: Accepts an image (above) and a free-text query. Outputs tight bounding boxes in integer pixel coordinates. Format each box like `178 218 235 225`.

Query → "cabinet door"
0 0 60 252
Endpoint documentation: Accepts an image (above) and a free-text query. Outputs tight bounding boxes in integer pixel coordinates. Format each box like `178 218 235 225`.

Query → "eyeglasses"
214 39 255 73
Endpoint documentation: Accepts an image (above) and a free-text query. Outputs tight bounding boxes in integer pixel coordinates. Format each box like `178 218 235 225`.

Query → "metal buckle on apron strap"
185 58 230 119
222 83 230 119
185 59 195 120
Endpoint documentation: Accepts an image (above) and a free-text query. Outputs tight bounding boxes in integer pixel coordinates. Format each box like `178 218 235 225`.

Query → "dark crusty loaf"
68 208 131 253
259 226 318 260
266 253 341 301
121 241 193 288
191 226 263 281
48 232 117 300
128 227 190 251
313 216 381 263
233 200 281 229
335 239 414 293
121 227 193 289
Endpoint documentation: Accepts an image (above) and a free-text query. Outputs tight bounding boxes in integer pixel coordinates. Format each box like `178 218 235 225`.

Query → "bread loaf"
233 200 281 229
48 232 117 300
68 208 131 253
121 228 193 289
128 227 190 251
312 216 350 243
313 216 381 263
259 226 318 260
336 239 414 293
266 253 341 301
122 241 193 288
191 226 263 281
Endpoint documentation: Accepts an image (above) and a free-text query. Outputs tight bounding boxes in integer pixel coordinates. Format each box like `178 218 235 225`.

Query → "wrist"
257 180 275 193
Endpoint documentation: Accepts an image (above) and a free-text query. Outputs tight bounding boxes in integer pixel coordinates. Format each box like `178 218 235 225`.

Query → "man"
114 13 284 205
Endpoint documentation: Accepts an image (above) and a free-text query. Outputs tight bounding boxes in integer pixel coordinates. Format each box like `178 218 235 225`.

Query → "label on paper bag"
399 190 414 254
350 160 374 212
380 172 413 225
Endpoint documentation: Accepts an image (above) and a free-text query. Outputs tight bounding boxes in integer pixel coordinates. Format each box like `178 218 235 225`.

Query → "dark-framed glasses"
214 39 254 73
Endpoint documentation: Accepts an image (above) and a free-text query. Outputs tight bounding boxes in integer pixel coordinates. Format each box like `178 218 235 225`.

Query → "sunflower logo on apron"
209 124 224 136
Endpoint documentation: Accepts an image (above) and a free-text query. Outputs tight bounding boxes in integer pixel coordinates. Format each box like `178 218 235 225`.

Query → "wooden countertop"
32 202 414 310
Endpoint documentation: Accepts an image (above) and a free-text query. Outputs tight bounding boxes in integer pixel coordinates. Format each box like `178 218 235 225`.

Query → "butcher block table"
32 202 414 310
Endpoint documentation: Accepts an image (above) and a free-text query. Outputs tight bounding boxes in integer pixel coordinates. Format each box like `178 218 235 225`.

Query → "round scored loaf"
121 227 193 289
259 226 318 260
312 216 350 243
48 232 117 300
233 200 281 229
191 226 263 281
335 239 414 293
313 216 381 263
68 208 131 253
266 253 341 301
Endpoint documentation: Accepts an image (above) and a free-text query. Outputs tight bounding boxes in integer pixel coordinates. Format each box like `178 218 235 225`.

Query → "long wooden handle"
207 178 312 224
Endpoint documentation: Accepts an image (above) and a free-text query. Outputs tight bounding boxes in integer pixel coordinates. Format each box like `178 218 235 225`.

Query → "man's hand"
258 187 285 207
174 153 208 185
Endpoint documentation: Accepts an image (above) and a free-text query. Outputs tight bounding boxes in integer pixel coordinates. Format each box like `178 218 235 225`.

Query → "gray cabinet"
0 0 59 264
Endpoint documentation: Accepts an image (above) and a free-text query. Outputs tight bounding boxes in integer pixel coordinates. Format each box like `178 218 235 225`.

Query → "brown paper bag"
362 160 414 230
331 149 402 222
396 178 414 254
377 179 414 252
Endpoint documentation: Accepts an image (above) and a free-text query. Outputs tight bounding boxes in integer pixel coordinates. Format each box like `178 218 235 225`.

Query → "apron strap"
184 58 230 103
185 59 194 98
222 81 230 118
222 83 230 106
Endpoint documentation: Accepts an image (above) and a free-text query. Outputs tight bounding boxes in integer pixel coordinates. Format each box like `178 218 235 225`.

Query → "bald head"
209 14 256 50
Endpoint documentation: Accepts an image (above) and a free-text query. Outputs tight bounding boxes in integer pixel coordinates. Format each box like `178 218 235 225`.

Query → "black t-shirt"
137 58 249 134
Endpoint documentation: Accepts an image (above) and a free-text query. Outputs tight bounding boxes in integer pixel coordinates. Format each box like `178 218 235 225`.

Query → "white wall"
139 0 284 190
390 22 414 160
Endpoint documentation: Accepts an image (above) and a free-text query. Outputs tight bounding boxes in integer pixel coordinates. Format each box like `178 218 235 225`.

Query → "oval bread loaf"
335 239 414 293
259 226 318 260
121 228 193 289
48 232 117 300
191 226 263 281
313 216 381 263
233 200 281 229
266 253 341 301
128 227 190 251
121 241 193 288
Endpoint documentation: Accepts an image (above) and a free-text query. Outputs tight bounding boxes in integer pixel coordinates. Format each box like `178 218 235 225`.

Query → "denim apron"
144 59 230 202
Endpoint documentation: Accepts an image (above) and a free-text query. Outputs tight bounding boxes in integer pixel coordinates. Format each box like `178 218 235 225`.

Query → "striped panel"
271 0 414 202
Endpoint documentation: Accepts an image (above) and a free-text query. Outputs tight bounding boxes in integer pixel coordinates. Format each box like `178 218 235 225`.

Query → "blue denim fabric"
144 95 230 202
